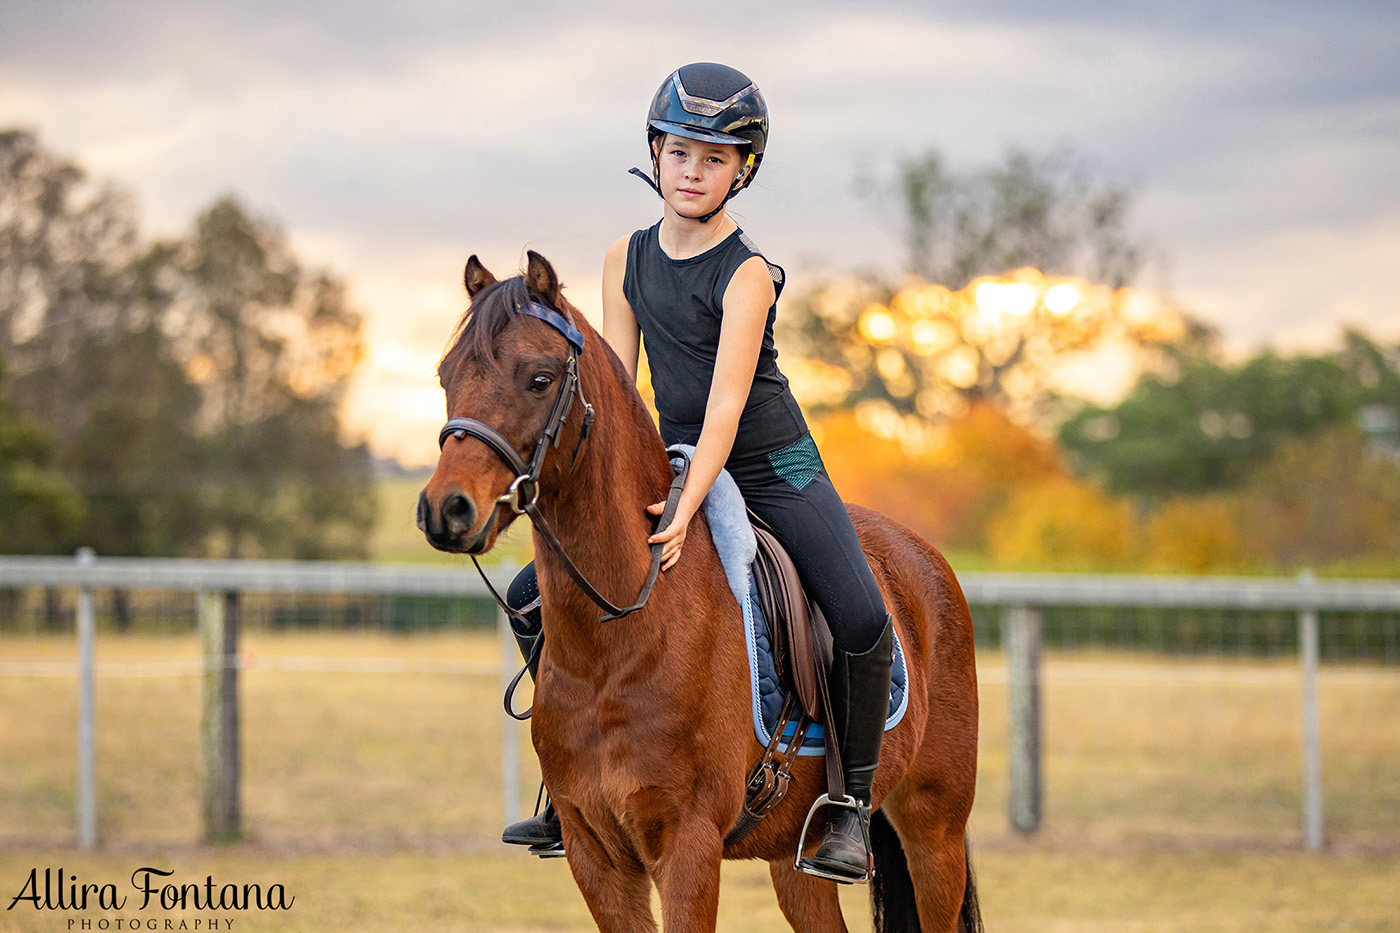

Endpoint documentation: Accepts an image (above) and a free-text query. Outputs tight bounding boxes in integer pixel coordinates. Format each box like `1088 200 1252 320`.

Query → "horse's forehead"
447 319 565 395
514 318 569 355
489 321 570 374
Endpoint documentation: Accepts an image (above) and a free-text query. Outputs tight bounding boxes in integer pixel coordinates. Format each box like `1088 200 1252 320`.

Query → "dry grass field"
1 847 1398 932
2 628 1397 930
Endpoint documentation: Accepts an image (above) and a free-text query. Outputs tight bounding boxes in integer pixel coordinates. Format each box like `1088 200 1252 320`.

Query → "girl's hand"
646 501 693 571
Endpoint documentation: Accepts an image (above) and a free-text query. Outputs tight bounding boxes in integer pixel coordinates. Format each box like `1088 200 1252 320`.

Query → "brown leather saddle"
723 509 845 849
747 509 834 726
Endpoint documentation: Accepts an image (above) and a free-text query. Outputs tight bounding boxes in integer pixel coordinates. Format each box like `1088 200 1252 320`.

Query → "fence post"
75 547 96 850
200 590 241 841
1004 603 1043 835
499 605 521 827
1299 570 1323 851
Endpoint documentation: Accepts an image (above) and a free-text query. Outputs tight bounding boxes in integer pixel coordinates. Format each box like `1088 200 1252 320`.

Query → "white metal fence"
2 552 1397 852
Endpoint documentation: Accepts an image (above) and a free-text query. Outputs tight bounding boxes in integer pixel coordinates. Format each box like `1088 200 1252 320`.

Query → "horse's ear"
525 250 561 306
464 255 496 297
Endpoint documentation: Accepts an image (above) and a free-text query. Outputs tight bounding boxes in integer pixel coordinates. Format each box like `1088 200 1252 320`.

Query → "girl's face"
654 133 748 220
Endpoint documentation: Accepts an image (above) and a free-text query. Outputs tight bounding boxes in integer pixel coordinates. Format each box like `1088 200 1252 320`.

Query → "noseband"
437 296 689 638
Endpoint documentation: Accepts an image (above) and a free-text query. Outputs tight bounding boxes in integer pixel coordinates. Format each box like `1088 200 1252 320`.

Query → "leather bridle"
437 295 690 632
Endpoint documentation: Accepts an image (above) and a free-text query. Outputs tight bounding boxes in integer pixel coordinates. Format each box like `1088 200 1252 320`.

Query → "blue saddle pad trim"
743 569 908 755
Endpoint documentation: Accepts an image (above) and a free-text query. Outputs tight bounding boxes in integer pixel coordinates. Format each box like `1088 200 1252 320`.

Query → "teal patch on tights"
766 433 822 490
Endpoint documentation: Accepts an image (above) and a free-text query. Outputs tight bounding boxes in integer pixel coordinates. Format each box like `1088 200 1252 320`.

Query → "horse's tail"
869 816 985 933
959 835 984 933
869 808 919 932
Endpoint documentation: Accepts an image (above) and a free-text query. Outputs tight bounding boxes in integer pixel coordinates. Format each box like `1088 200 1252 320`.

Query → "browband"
518 300 585 353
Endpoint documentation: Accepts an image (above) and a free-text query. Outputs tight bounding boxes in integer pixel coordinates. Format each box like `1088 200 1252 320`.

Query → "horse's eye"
529 373 554 393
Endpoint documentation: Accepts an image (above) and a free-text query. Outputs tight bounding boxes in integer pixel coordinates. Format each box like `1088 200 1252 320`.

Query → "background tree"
0 128 205 557
0 129 139 361
0 354 85 553
859 145 1146 290
985 474 1139 571
780 266 1203 431
0 129 375 559
10 240 208 558
1059 331 1400 497
174 197 374 559
780 146 1207 430
1233 426 1400 570
818 401 1064 553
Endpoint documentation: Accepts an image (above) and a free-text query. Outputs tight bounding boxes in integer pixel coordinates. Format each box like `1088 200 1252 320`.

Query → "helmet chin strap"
694 185 736 224
627 157 750 224
628 166 664 198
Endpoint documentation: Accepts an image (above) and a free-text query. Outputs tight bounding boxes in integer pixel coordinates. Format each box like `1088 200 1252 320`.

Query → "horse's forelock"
436 274 602 402
437 276 527 390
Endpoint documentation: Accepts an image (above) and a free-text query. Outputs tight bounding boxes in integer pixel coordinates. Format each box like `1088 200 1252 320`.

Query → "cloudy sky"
3 0 1398 465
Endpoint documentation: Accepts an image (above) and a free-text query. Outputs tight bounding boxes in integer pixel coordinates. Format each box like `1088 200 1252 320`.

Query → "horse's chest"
537 686 656 763
532 668 713 784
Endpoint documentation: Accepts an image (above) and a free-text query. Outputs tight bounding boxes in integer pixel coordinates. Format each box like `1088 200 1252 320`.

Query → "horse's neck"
532 358 674 670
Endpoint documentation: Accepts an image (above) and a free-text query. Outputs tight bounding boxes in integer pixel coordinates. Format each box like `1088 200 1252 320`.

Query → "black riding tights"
506 432 889 656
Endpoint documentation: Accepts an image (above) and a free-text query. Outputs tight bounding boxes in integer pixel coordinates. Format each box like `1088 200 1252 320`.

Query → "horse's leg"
648 821 724 933
557 806 656 933
768 859 849 933
882 792 971 932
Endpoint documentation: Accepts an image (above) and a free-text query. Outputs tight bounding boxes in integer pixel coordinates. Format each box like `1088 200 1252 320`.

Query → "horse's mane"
437 276 537 388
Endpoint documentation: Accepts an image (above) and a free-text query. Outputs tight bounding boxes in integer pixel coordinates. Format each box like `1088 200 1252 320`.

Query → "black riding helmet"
629 62 769 223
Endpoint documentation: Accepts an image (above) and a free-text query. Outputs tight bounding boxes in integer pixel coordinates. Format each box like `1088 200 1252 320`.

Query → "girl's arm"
601 234 641 381
647 255 776 570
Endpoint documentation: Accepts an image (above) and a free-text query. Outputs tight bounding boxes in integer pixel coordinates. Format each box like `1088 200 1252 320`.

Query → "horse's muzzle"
417 488 488 553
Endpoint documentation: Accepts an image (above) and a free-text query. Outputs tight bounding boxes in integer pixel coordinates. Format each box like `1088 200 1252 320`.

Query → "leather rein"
437 296 691 647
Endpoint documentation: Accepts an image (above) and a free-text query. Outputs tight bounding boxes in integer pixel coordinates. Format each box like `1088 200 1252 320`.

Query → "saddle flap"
750 523 833 726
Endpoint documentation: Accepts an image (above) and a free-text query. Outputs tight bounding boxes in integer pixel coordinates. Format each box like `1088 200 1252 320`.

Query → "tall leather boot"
804 615 894 882
500 572 565 855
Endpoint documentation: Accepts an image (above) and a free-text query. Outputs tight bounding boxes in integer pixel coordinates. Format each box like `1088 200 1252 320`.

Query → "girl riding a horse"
500 61 895 883
423 61 981 931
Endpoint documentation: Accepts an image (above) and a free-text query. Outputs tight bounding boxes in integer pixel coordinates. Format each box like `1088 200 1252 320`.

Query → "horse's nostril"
440 492 477 535
416 490 430 532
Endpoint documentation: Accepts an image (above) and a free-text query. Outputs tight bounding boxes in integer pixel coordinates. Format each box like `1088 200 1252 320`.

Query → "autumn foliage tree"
780 147 1400 574
817 401 1063 552
781 267 1197 433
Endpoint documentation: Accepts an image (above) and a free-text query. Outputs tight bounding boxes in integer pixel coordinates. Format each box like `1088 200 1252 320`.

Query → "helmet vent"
676 63 753 107
675 78 725 117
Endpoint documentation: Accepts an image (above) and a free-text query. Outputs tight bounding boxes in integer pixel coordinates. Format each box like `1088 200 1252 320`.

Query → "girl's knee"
832 603 890 655
506 561 542 632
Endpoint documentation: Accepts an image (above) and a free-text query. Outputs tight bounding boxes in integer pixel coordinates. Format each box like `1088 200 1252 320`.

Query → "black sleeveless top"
623 221 809 457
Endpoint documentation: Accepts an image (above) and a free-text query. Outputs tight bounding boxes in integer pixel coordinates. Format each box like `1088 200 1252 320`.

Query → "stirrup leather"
794 794 875 884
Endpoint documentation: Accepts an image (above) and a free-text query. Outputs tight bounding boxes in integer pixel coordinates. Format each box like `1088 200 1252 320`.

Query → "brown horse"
420 251 982 933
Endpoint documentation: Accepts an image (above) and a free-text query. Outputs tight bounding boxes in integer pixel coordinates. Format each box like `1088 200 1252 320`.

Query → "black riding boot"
502 793 563 852
804 615 894 882
500 569 565 855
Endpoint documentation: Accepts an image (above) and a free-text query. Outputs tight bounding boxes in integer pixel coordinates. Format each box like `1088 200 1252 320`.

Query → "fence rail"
6 555 1400 609
2 552 1397 852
